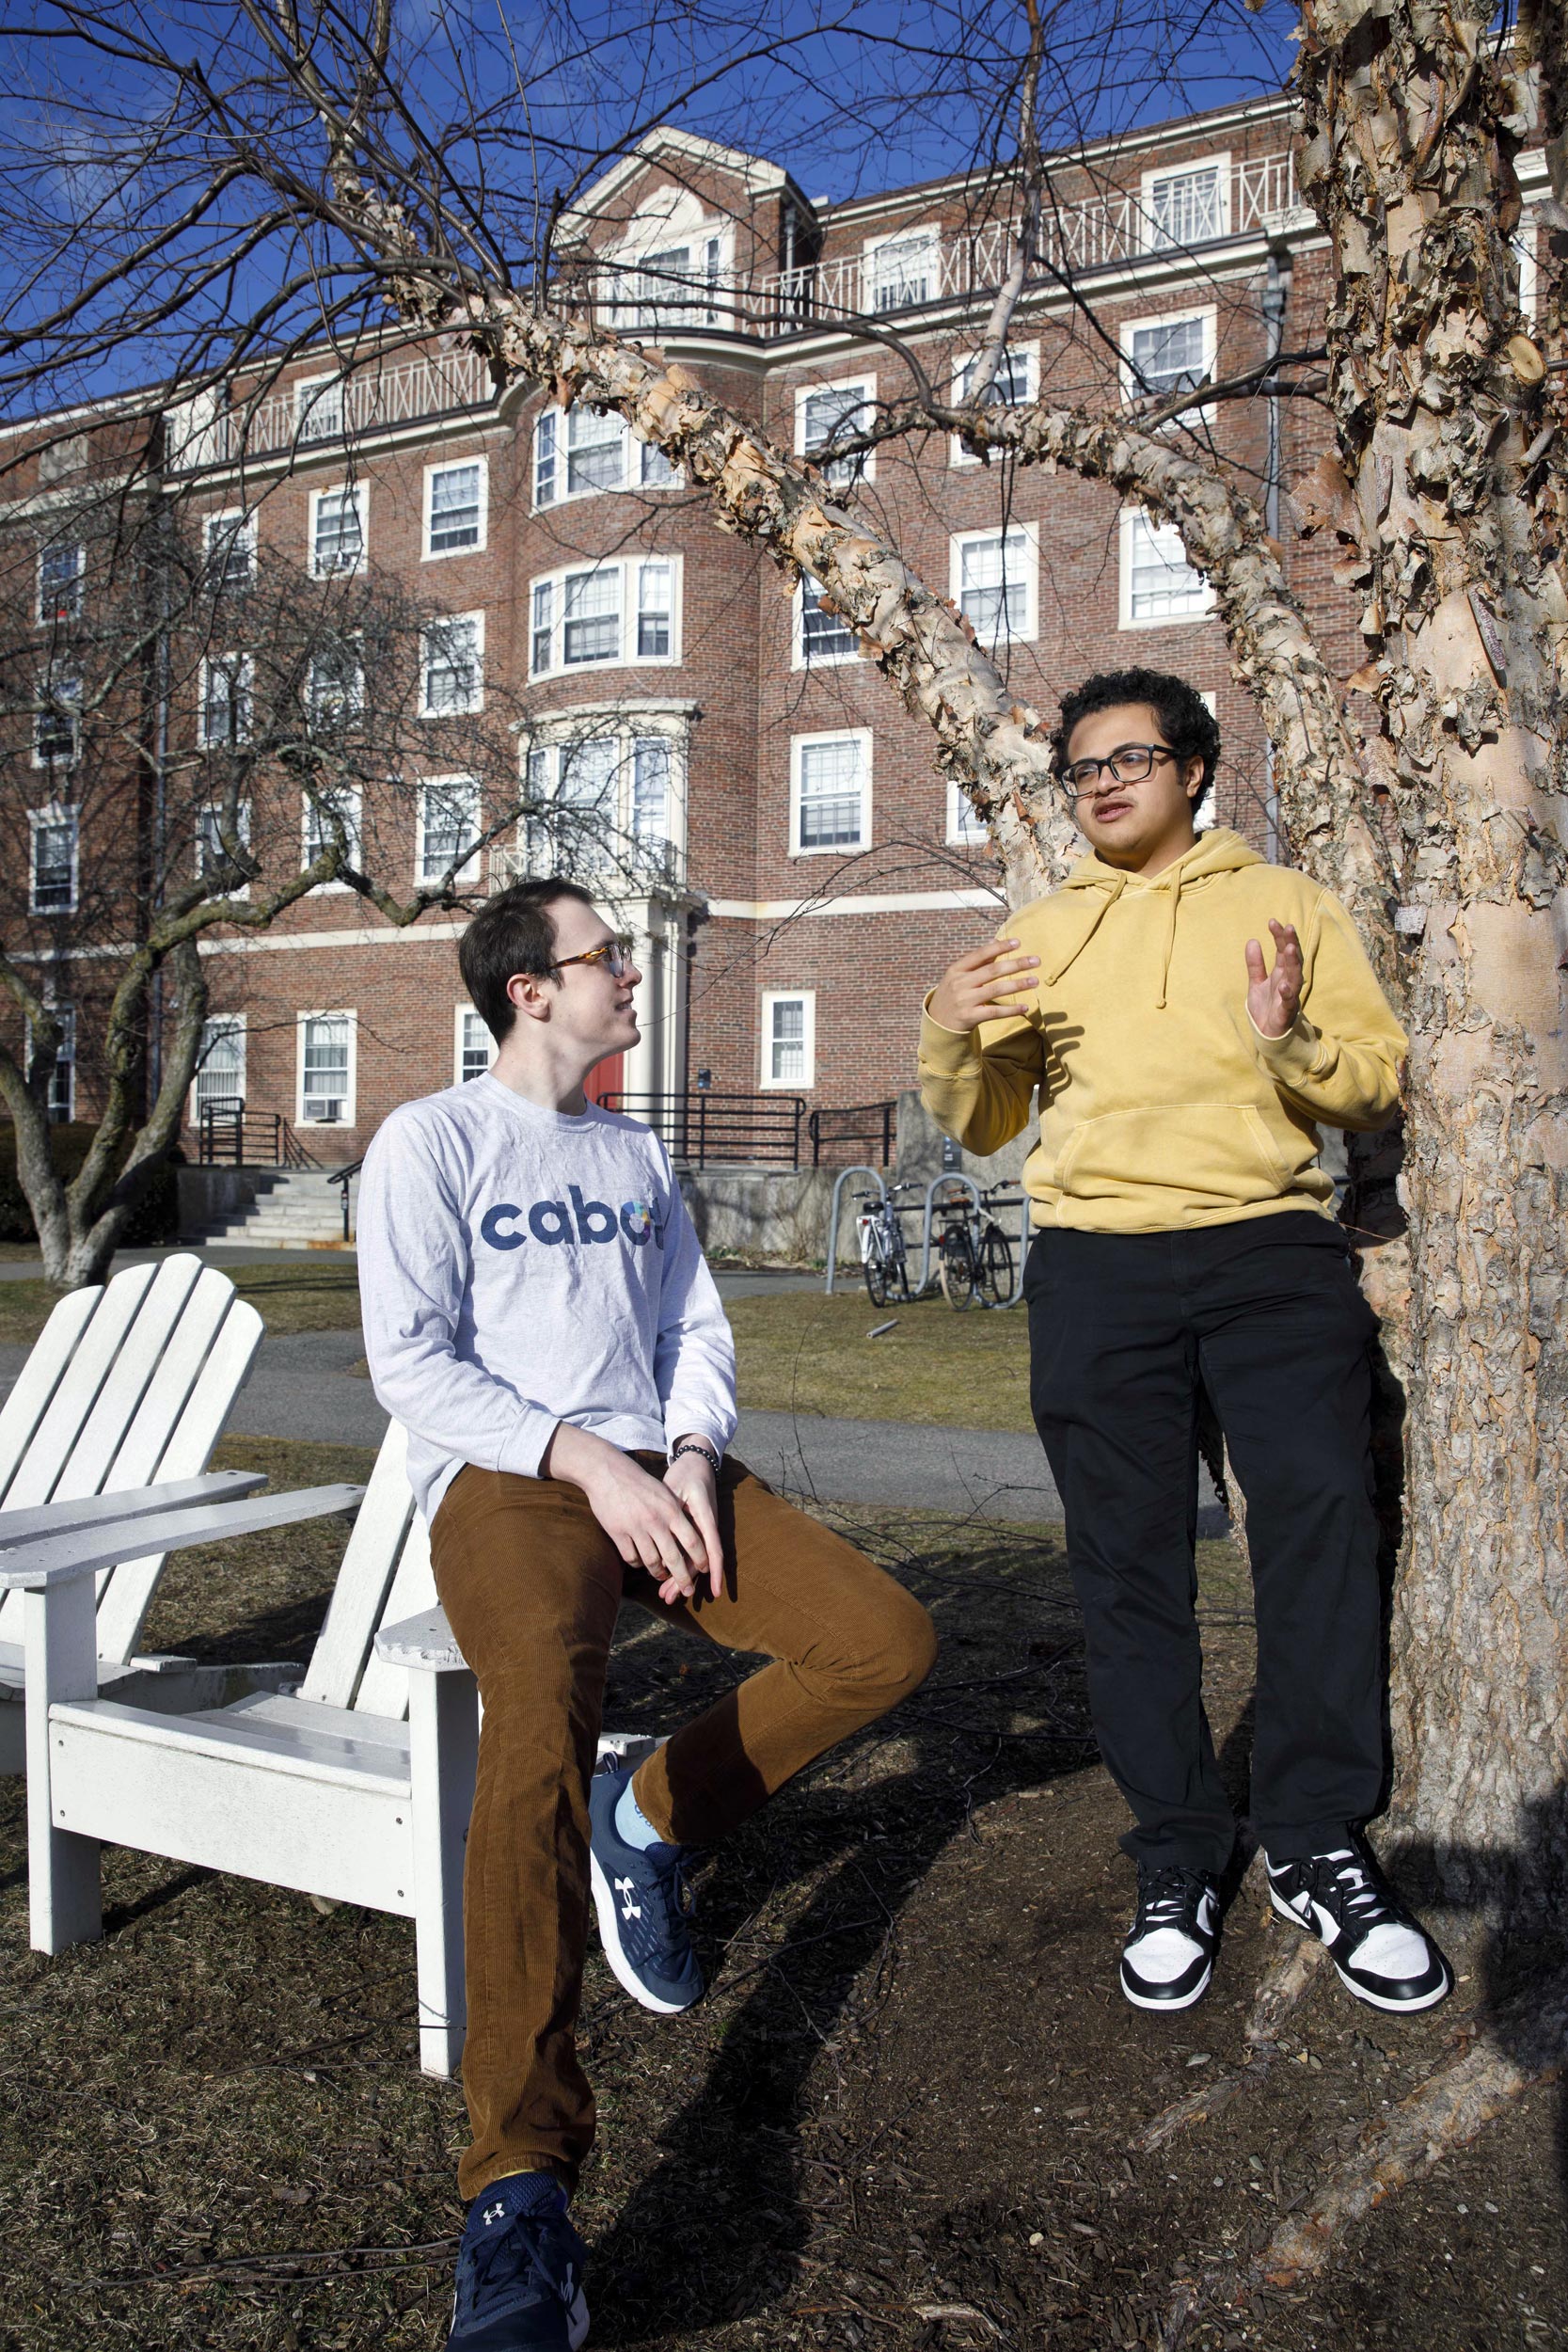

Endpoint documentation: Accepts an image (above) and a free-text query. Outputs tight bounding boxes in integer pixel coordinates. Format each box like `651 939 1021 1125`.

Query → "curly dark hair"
1052 667 1221 813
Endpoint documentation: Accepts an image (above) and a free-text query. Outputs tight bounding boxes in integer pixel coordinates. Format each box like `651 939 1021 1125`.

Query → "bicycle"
936 1183 1021 1310
854 1180 925 1306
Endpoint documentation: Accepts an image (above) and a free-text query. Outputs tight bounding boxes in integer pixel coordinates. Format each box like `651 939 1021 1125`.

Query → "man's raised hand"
1245 919 1304 1039
927 938 1040 1033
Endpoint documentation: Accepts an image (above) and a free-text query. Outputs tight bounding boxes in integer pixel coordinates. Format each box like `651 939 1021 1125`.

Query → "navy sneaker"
1119 1864 1221 2010
587 1761 704 2014
1265 1845 1451 2012
448 2170 588 2350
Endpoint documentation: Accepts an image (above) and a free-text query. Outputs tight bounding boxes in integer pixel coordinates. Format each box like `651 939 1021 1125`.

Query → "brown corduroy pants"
429 1453 937 2201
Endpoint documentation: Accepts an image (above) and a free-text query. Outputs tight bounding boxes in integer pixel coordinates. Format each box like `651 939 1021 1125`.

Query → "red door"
589 1053 625 1107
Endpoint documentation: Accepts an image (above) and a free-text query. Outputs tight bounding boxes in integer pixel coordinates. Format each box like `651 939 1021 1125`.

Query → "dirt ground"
2 1437 1563 2351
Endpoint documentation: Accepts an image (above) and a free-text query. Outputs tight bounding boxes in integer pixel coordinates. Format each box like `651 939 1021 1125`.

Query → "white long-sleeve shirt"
356 1075 737 1523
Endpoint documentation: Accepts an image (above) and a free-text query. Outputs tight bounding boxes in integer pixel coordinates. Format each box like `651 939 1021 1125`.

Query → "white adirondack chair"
0 1252 269 1772
11 1418 654 2078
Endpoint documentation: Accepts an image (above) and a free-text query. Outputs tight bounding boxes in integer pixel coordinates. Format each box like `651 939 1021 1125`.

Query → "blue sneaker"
587 1762 704 2014
448 2171 588 2350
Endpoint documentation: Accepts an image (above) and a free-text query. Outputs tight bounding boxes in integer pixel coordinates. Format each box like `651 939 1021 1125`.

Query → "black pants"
1024 1212 1384 1875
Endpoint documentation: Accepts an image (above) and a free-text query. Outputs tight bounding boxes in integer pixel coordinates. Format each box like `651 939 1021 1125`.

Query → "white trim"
308 481 367 578
420 610 485 717
1118 304 1216 424
792 573 858 669
196 799 253 899
1514 215 1539 326
453 1003 495 1085
1194 690 1219 832
418 775 483 887
789 727 872 856
863 218 941 314
760 989 816 1090
28 801 79 913
1118 505 1214 628
202 507 256 587
946 779 990 847
197 652 254 748
948 342 1038 466
794 374 878 487
294 372 345 442
531 404 681 509
707 886 1002 921
296 1008 357 1128
422 455 489 558
301 783 363 891
32 670 81 770
27 1000 75 1121
1140 151 1231 253
949 521 1038 645
189 1011 247 1121
527 554 683 679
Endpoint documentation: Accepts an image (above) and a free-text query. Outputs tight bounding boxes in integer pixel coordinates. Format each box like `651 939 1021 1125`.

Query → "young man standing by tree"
919 667 1449 2021
358 878 935 2352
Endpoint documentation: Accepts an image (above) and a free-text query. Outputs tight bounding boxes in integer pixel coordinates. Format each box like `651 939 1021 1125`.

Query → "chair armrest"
0 1470 267 1549
374 1607 470 1674
0 1484 365 1591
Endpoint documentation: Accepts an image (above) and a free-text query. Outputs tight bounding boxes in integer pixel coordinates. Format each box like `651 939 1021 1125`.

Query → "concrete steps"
185 1168 356 1250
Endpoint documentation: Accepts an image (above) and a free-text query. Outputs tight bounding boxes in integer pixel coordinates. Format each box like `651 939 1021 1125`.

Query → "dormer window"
1141 157 1228 252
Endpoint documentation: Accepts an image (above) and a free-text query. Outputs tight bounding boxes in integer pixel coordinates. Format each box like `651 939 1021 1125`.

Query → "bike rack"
918 1173 981 1296
823 1164 888 1295
981 1190 1034 1311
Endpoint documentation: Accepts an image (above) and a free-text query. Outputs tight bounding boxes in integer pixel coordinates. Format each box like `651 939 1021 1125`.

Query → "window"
796 573 857 667
951 525 1037 644
298 1011 355 1126
192 1014 245 1124
420 612 484 716
761 991 815 1089
949 345 1038 465
38 539 84 624
1119 508 1213 627
309 483 366 578
520 723 687 880
33 672 81 768
532 408 681 507
614 232 729 329
455 1006 494 1085
795 378 877 488
29 1004 74 1120
198 654 253 748
302 784 362 880
947 780 989 846
1513 220 1539 326
1121 310 1215 422
29 803 79 912
295 373 344 442
632 737 670 843
791 730 870 854
527 558 682 677
307 641 364 730
425 459 486 557
196 800 252 895
1194 691 1219 832
1142 157 1228 252
866 224 939 312
419 776 482 884
203 510 255 591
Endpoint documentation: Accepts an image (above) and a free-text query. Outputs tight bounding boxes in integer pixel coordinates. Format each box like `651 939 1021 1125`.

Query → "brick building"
6 87 1548 1170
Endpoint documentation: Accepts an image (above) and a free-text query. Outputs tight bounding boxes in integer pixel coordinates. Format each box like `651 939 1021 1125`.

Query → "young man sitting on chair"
357 878 936 2352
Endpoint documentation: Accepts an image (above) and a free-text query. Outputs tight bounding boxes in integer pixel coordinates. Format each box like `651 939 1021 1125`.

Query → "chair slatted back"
0 1255 263 1661
298 1419 421 1711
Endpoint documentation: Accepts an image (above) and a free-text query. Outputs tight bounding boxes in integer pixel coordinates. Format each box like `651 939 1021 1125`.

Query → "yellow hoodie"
918 829 1407 1235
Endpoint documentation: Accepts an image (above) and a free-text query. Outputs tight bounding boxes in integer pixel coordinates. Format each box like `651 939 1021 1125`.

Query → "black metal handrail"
197 1101 321 1169
326 1157 364 1243
598 1091 806 1168
808 1101 896 1168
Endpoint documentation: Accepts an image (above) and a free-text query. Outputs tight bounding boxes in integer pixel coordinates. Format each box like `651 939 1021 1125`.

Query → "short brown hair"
458 877 595 1042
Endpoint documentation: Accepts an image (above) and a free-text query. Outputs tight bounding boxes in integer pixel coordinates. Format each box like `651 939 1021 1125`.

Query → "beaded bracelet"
670 1438 721 1473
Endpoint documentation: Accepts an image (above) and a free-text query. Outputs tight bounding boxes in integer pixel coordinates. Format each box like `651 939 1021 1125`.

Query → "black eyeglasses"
1059 742 1180 800
550 933 635 977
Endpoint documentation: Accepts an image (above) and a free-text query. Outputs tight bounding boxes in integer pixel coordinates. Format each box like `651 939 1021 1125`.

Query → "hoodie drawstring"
1156 883 1180 1010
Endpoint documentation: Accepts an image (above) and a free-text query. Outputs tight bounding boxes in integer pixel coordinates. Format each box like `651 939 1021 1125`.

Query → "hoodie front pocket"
1053 1103 1295 1209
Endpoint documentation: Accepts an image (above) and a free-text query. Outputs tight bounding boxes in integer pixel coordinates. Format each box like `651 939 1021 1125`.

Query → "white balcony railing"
166 344 492 472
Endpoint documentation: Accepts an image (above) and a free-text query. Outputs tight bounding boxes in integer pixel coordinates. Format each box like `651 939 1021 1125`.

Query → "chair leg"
24 1576 103 1952
408 1666 479 2078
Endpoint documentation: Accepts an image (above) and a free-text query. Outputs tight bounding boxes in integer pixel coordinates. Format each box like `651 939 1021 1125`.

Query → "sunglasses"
550 933 636 977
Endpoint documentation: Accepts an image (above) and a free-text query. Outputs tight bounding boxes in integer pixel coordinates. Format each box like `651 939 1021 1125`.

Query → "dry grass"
725 1290 1034 1430
0 1259 365 1349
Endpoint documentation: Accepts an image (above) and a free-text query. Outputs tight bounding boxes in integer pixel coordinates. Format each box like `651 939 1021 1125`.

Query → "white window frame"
1140 153 1230 253
760 990 816 1090
203 508 256 590
296 1009 356 1129
531 405 682 511
519 717 690 880
422 456 489 559
454 1004 496 1086
420 611 485 718
789 728 872 858
306 639 365 730
29 802 79 913
1119 306 1217 426
196 799 252 898
1118 506 1214 629
527 556 683 680
949 522 1039 646
28 1002 75 1120
418 775 483 887
608 220 736 331
863 220 941 314
794 375 878 489
1194 690 1219 832
32 673 81 770
309 482 367 579
1513 218 1539 326
197 652 255 750
949 342 1039 467
301 784 363 890
946 779 990 847
792 573 859 670
295 373 345 443
37 537 85 626
190 1012 247 1123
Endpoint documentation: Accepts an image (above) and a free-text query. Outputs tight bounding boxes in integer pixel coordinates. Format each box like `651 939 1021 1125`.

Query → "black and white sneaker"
1119 1865 1221 2010
1264 1846 1451 2013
